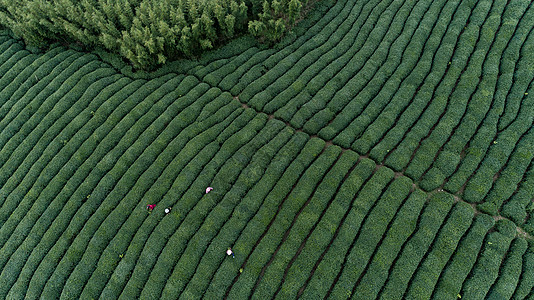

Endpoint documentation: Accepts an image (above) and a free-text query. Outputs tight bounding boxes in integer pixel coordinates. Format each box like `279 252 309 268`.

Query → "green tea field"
0 0 533 299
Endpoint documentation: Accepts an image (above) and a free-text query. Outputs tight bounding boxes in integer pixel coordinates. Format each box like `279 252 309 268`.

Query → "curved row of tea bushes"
173 130 309 299
297 166 394 299
378 192 454 299
237 0 355 106
3 77 157 299
0 49 89 191
276 0 412 126
430 213 495 299
0 64 117 234
512 247 534 299
348 189 427 300
502 162 534 225
382 0 486 173
229 157 393 299
464 94 533 205
252 150 360 299
230 144 342 299
486 238 528 299
250 0 385 113
316 0 441 144
30 76 203 299
60 87 240 299
0 73 132 296
204 137 326 299
443 3 534 194
276 158 377 299
88 110 267 299
0 53 101 173
97 108 258 299
207 1 357 92
459 219 517 299
418 0 532 191
346 0 460 156
403 0 505 181
221 0 351 98
403 201 474 299
14 75 196 298
139 117 286 298
366 0 475 164
477 128 534 216
84 97 244 299
329 175 414 299
0 46 72 128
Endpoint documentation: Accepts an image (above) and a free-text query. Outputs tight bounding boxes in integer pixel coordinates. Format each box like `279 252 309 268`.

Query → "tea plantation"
0 0 533 299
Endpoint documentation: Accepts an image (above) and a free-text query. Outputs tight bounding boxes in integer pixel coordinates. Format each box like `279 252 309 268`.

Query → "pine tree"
288 0 302 24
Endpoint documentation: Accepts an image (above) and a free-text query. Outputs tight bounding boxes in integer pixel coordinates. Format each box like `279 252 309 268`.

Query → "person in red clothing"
146 204 156 211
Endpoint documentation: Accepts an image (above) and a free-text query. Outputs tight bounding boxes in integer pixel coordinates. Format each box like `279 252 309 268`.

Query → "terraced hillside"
0 0 533 299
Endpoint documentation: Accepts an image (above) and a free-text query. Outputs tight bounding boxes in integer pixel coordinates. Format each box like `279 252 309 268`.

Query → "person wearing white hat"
227 248 235 258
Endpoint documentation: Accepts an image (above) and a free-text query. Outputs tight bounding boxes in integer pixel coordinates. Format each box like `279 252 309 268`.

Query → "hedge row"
0 54 100 171
383 0 489 173
431 213 495 300
157 119 291 299
378 192 454 299
418 0 532 191
459 219 516 299
289 0 415 130
253 150 360 299
237 0 355 104
511 247 534 299
464 99 534 205
404 201 474 299
3 77 152 298
0 46 68 126
193 131 310 299
215 137 326 299
0 72 132 297
227 144 341 299
502 161 534 224
9 77 217 298
298 166 394 299
486 238 528 299
0 66 118 243
350 0 461 157
276 157 376 299
22 75 201 299
350 189 427 299
41 78 210 299
249 0 379 113
100 107 257 299
444 3 534 193
319 0 445 146
61 87 237 299
404 0 505 182
367 0 474 164
477 128 534 216
269 0 396 122
330 175 414 299
96 111 267 300
497 26 534 132
236 0 353 105
0 50 81 137
0 49 86 188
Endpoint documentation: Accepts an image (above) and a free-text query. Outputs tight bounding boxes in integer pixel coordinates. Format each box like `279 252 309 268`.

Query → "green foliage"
379 193 454 299
432 214 495 300
486 238 528 300
460 219 516 299
0 0 248 70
